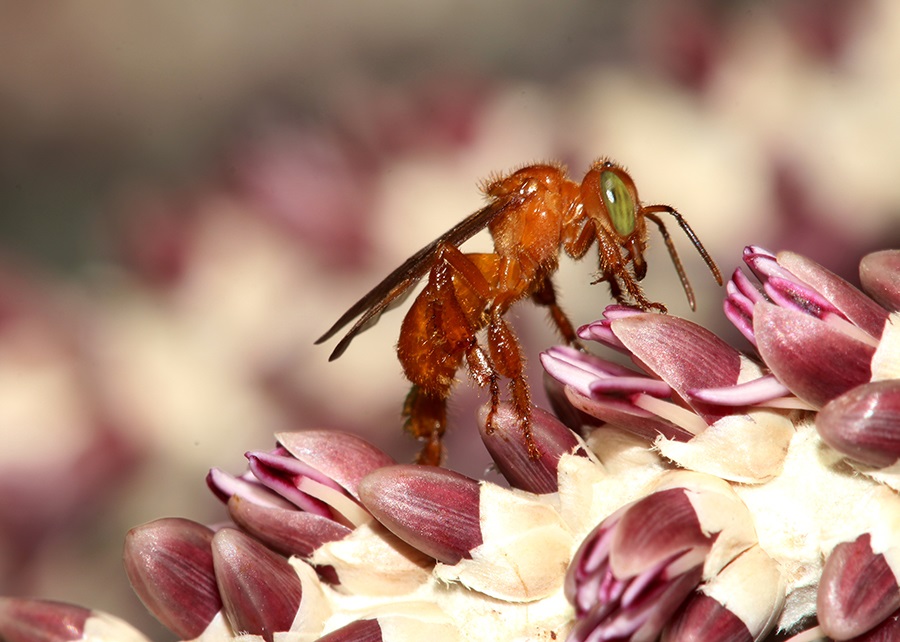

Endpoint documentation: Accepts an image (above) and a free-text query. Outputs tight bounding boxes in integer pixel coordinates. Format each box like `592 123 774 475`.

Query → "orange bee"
317 159 722 465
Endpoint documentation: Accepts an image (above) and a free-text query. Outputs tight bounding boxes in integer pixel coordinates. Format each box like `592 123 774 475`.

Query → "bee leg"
398 245 492 466
594 228 667 312
486 305 539 459
600 272 627 306
403 384 447 466
465 342 501 433
614 270 667 313
599 274 666 312
530 272 583 349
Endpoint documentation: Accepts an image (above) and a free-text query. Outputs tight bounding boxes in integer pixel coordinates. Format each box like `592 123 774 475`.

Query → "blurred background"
2 1 899 639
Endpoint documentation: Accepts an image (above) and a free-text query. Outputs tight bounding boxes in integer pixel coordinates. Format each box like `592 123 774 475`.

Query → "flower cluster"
1 246 898 642
544 246 900 641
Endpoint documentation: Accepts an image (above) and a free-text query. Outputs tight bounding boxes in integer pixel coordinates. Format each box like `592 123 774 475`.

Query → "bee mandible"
316 159 722 465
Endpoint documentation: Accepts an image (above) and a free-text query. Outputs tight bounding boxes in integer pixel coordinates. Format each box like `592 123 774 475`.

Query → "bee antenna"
642 207 722 311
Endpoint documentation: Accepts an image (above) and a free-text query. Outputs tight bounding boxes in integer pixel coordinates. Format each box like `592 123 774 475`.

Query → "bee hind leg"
485 305 540 459
403 384 447 466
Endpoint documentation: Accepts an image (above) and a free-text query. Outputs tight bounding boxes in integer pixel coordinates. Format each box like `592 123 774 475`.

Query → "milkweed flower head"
544 246 900 641
3 246 899 642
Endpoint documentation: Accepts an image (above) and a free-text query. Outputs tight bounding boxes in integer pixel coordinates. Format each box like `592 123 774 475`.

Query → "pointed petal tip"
609 487 712 578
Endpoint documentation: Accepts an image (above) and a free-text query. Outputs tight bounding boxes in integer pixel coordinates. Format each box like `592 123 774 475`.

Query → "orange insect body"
317 159 721 465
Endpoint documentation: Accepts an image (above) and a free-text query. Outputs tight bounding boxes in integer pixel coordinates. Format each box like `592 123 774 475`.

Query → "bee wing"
316 199 507 360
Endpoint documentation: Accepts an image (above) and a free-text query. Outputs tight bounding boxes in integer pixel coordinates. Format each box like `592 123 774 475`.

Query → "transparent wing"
315 198 511 360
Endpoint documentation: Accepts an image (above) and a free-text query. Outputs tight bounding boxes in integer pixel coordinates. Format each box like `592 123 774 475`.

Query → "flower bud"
123 517 221 639
212 527 304 641
359 465 481 564
816 380 900 468
860 250 900 312
566 471 758 641
360 464 572 601
478 402 585 493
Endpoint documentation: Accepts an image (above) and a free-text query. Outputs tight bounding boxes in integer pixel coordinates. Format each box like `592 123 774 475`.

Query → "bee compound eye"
599 170 636 237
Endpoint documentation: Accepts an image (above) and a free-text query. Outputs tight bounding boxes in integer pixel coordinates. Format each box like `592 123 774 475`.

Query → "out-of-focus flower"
0 597 151 642
0 261 140 595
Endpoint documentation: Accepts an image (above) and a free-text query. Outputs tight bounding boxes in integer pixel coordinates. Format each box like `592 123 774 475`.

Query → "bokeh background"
2 1 899 639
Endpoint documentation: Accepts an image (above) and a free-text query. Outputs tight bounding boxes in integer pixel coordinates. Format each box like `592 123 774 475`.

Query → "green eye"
600 170 635 236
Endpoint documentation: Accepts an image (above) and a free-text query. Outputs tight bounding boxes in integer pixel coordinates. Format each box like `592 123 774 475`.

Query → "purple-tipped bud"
754 303 875 407
776 250 889 337
358 465 481 564
275 430 396 499
544 311 769 443
816 380 900 468
315 618 382 642
566 472 758 641
860 250 900 312
209 430 389 538
358 464 573 602
478 403 585 493
728 247 891 356
123 517 222 639
0 598 152 642
818 533 900 640
540 342 703 443
212 528 304 641
610 314 744 426
227 495 352 558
